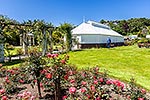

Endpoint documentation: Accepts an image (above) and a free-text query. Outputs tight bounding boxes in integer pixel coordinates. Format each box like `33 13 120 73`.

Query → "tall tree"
59 23 73 52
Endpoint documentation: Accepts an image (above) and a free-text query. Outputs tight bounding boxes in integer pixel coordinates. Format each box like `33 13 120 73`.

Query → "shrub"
0 53 149 100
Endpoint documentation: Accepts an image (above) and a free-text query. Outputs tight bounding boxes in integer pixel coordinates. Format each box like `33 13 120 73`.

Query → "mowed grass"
68 45 150 89
4 46 22 56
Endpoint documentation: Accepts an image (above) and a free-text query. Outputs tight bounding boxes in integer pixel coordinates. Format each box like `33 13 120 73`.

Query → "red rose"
93 76 96 79
47 53 51 58
86 94 90 99
61 60 66 64
6 80 10 83
51 54 59 58
62 95 67 100
40 83 43 88
7 70 15 74
64 75 68 80
40 69 47 74
1 96 7 100
46 73 52 79
33 80 37 83
69 87 76 94
113 80 124 89
5 76 10 83
127 95 130 99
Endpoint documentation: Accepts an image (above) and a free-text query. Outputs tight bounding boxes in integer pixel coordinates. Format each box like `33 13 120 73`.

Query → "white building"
71 20 124 49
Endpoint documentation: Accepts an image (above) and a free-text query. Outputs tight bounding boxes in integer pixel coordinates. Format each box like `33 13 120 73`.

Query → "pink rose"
81 81 87 86
141 89 146 94
40 83 43 88
69 87 76 94
0 89 5 94
90 85 95 92
106 79 113 85
31 96 37 100
95 67 99 71
138 98 144 100
69 71 73 75
70 79 75 83
5 76 9 80
95 97 101 100
80 88 86 93
99 78 104 83
19 79 24 83
94 80 98 84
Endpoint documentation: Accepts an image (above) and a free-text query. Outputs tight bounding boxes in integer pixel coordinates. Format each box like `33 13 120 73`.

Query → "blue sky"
0 0 150 26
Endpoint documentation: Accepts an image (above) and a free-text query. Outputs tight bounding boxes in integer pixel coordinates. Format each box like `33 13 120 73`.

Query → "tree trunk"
42 28 47 56
35 70 42 98
48 29 53 53
23 33 28 55
55 77 61 100
37 78 42 98
0 44 4 62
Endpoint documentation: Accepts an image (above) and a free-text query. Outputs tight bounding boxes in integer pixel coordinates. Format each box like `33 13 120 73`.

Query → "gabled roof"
72 20 123 37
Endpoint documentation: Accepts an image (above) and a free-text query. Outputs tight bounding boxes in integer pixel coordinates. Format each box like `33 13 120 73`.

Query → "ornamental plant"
43 53 70 100
0 55 149 100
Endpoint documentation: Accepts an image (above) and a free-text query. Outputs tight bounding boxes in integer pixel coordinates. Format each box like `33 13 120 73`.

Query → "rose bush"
0 52 149 100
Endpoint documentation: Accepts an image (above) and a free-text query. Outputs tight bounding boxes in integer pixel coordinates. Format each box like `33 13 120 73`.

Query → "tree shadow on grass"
2 59 24 67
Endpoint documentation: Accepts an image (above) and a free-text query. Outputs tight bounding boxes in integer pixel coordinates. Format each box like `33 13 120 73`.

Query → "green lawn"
4 46 22 56
68 45 150 89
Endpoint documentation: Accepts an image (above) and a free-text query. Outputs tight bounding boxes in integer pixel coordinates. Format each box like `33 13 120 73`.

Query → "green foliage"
100 18 150 36
4 43 14 62
52 28 64 45
137 38 148 43
0 15 20 45
59 23 73 51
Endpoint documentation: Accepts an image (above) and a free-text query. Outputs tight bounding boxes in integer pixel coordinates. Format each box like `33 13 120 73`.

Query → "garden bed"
0 53 150 100
0 73 150 100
